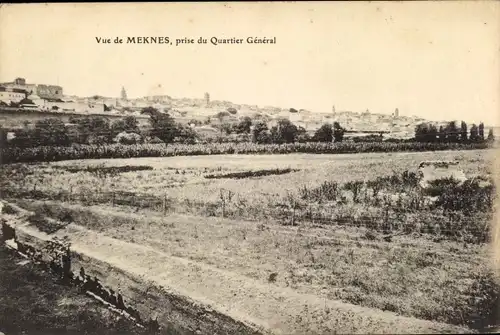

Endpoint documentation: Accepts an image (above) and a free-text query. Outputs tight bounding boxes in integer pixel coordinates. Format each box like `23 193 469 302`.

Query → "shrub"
113 132 142 145
430 177 495 213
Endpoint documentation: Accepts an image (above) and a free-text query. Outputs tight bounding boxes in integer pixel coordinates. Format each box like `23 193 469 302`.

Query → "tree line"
0 108 198 148
1 107 495 149
414 121 494 143
0 107 349 148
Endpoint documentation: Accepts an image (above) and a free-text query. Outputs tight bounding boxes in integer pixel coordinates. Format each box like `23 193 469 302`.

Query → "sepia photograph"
0 2 499 334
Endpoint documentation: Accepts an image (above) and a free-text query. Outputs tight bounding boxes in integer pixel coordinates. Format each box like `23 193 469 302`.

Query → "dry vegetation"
1 148 499 331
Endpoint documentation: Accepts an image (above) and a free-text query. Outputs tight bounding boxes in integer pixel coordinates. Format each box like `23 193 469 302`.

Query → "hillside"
148 96 428 139
3 93 494 140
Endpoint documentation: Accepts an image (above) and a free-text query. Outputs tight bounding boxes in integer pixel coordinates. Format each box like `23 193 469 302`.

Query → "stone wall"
0 207 261 335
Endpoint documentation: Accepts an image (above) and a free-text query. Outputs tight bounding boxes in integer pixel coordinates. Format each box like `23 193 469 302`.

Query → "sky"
0 2 499 125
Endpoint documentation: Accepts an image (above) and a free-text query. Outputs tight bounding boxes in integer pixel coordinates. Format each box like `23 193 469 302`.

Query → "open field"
1 148 499 333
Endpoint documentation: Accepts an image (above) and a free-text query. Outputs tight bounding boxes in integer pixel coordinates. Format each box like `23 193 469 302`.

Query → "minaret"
121 87 128 100
394 108 399 117
332 105 336 115
204 92 210 106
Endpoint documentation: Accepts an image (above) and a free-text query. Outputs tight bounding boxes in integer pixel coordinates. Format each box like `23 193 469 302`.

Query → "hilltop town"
0 77 478 139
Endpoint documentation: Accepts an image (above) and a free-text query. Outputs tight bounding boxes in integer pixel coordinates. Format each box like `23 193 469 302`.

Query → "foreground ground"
0 243 151 335
1 149 499 332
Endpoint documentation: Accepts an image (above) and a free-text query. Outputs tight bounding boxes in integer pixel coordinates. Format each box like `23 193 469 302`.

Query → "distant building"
0 86 27 104
394 108 400 118
121 87 128 100
0 77 62 100
204 92 210 106
144 95 171 104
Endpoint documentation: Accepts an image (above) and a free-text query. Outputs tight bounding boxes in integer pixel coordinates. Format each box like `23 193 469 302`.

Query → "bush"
234 117 252 134
175 125 198 144
352 135 383 143
87 135 110 145
33 118 70 147
113 132 142 145
143 136 164 144
429 177 495 213
70 116 112 144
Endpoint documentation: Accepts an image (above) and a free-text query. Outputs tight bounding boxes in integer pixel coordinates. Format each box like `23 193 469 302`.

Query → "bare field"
1 149 499 332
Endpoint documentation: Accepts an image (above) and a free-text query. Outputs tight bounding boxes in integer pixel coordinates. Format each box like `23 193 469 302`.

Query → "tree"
438 125 445 142
216 122 233 135
460 121 468 142
444 121 459 143
32 118 70 146
72 116 111 144
479 122 485 141
428 124 438 142
487 128 495 142
215 111 230 122
470 123 479 142
175 124 198 144
289 108 298 113
234 116 252 134
111 116 139 136
275 119 298 143
296 126 309 142
227 107 238 115
124 115 139 132
0 127 7 148
415 122 438 142
314 124 333 142
270 126 281 144
252 120 269 143
143 107 177 144
214 111 231 135
333 122 345 142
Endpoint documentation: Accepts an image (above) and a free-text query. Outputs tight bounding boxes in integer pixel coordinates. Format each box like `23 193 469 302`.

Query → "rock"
417 160 467 189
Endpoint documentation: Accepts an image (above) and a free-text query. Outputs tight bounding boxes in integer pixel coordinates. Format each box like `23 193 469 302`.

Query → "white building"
0 86 26 104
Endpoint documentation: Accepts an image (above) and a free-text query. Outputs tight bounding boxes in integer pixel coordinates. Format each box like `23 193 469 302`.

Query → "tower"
121 86 128 100
204 92 210 106
394 108 399 117
332 105 336 115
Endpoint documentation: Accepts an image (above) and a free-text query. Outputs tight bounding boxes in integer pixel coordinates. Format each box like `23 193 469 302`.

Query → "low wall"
1 211 261 335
